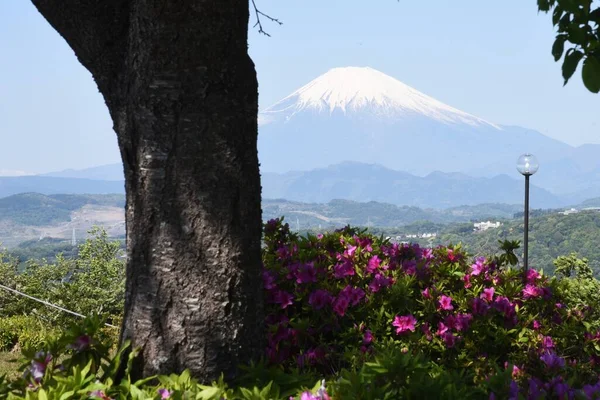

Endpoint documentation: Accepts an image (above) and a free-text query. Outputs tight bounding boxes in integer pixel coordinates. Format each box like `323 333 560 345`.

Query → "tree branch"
30 0 130 103
251 0 282 37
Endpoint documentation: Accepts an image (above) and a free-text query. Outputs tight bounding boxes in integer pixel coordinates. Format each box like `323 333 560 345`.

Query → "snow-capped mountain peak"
260 66 499 129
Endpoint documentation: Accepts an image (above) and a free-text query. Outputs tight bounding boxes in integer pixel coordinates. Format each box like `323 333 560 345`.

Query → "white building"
473 221 501 232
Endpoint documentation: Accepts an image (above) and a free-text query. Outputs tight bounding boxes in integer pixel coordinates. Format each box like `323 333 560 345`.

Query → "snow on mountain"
257 66 572 178
260 67 499 129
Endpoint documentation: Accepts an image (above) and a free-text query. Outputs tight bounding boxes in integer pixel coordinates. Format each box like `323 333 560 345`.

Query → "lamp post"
516 153 539 275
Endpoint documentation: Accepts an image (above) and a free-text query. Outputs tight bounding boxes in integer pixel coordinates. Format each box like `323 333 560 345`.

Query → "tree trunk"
30 0 264 381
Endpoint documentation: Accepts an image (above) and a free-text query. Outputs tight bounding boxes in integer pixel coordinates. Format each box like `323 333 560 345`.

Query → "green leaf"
552 36 567 61
552 6 563 25
582 56 600 93
562 49 584 84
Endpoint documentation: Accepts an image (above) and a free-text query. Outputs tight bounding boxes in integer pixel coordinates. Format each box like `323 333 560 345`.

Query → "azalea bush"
262 218 600 398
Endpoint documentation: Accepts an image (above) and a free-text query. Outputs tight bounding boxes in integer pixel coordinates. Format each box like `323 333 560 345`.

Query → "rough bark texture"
30 0 264 381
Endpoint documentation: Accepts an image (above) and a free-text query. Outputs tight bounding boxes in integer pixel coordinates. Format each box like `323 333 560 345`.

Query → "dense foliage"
538 0 600 93
0 228 124 350
4 220 600 398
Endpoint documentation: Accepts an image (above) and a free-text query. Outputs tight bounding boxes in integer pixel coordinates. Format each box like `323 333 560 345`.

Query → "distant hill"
263 199 526 229
262 162 563 209
0 176 124 198
42 164 124 181
0 193 124 225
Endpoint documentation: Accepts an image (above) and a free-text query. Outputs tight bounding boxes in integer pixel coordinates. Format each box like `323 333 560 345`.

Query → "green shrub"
0 315 56 352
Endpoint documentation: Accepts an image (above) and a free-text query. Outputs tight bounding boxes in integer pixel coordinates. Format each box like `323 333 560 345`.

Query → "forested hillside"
371 210 600 276
0 193 124 225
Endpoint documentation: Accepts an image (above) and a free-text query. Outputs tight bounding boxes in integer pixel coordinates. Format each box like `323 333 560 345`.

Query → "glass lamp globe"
516 153 539 176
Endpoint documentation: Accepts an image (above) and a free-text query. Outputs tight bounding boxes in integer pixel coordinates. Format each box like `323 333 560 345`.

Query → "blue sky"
0 0 598 173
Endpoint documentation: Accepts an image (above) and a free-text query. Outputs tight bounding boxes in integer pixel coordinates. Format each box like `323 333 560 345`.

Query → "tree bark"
30 0 264 381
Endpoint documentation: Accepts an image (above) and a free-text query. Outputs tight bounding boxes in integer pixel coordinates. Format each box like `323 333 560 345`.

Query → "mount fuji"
258 67 574 179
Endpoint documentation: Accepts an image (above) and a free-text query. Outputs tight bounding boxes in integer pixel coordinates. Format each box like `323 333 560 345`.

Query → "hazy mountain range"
1 66 598 207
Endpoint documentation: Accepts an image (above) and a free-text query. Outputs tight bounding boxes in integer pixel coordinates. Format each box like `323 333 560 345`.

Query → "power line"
0 283 117 328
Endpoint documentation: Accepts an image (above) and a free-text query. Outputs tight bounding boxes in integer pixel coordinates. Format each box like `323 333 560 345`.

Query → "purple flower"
368 273 391 293
454 313 473 331
362 330 374 345
533 320 541 330
332 295 350 316
333 260 355 279
295 262 317 284
340 285 365 306
540 351 565 369
393 315 417 334
158 389 171 399
508 380 519 400
262 270 278 290
472 297 489 316
439 295 454 311
309 289 333 310
273 290 294 309
441 332 459 348
421 322 433 341
68 335 92 352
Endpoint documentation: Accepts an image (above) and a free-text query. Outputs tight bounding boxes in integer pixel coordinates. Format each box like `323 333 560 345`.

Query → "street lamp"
516 153 539 274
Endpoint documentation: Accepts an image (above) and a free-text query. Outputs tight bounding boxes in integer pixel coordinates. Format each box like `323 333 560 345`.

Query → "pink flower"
366 255 381 274
480 287 495 302
526 269 541 283
333 260 355 279
368 273 391 293
533 320 541 330
393 315 417 334
541 335 555 350
447 249 457 262
345 245 357 258
439 295 454 311
463 274 472 289
522 284 542 299
158 389 171 399
273 290 294 309
470 258 486 276
89 391 113 400
422 287 432 299
308 289 333 310
437 322 449 336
